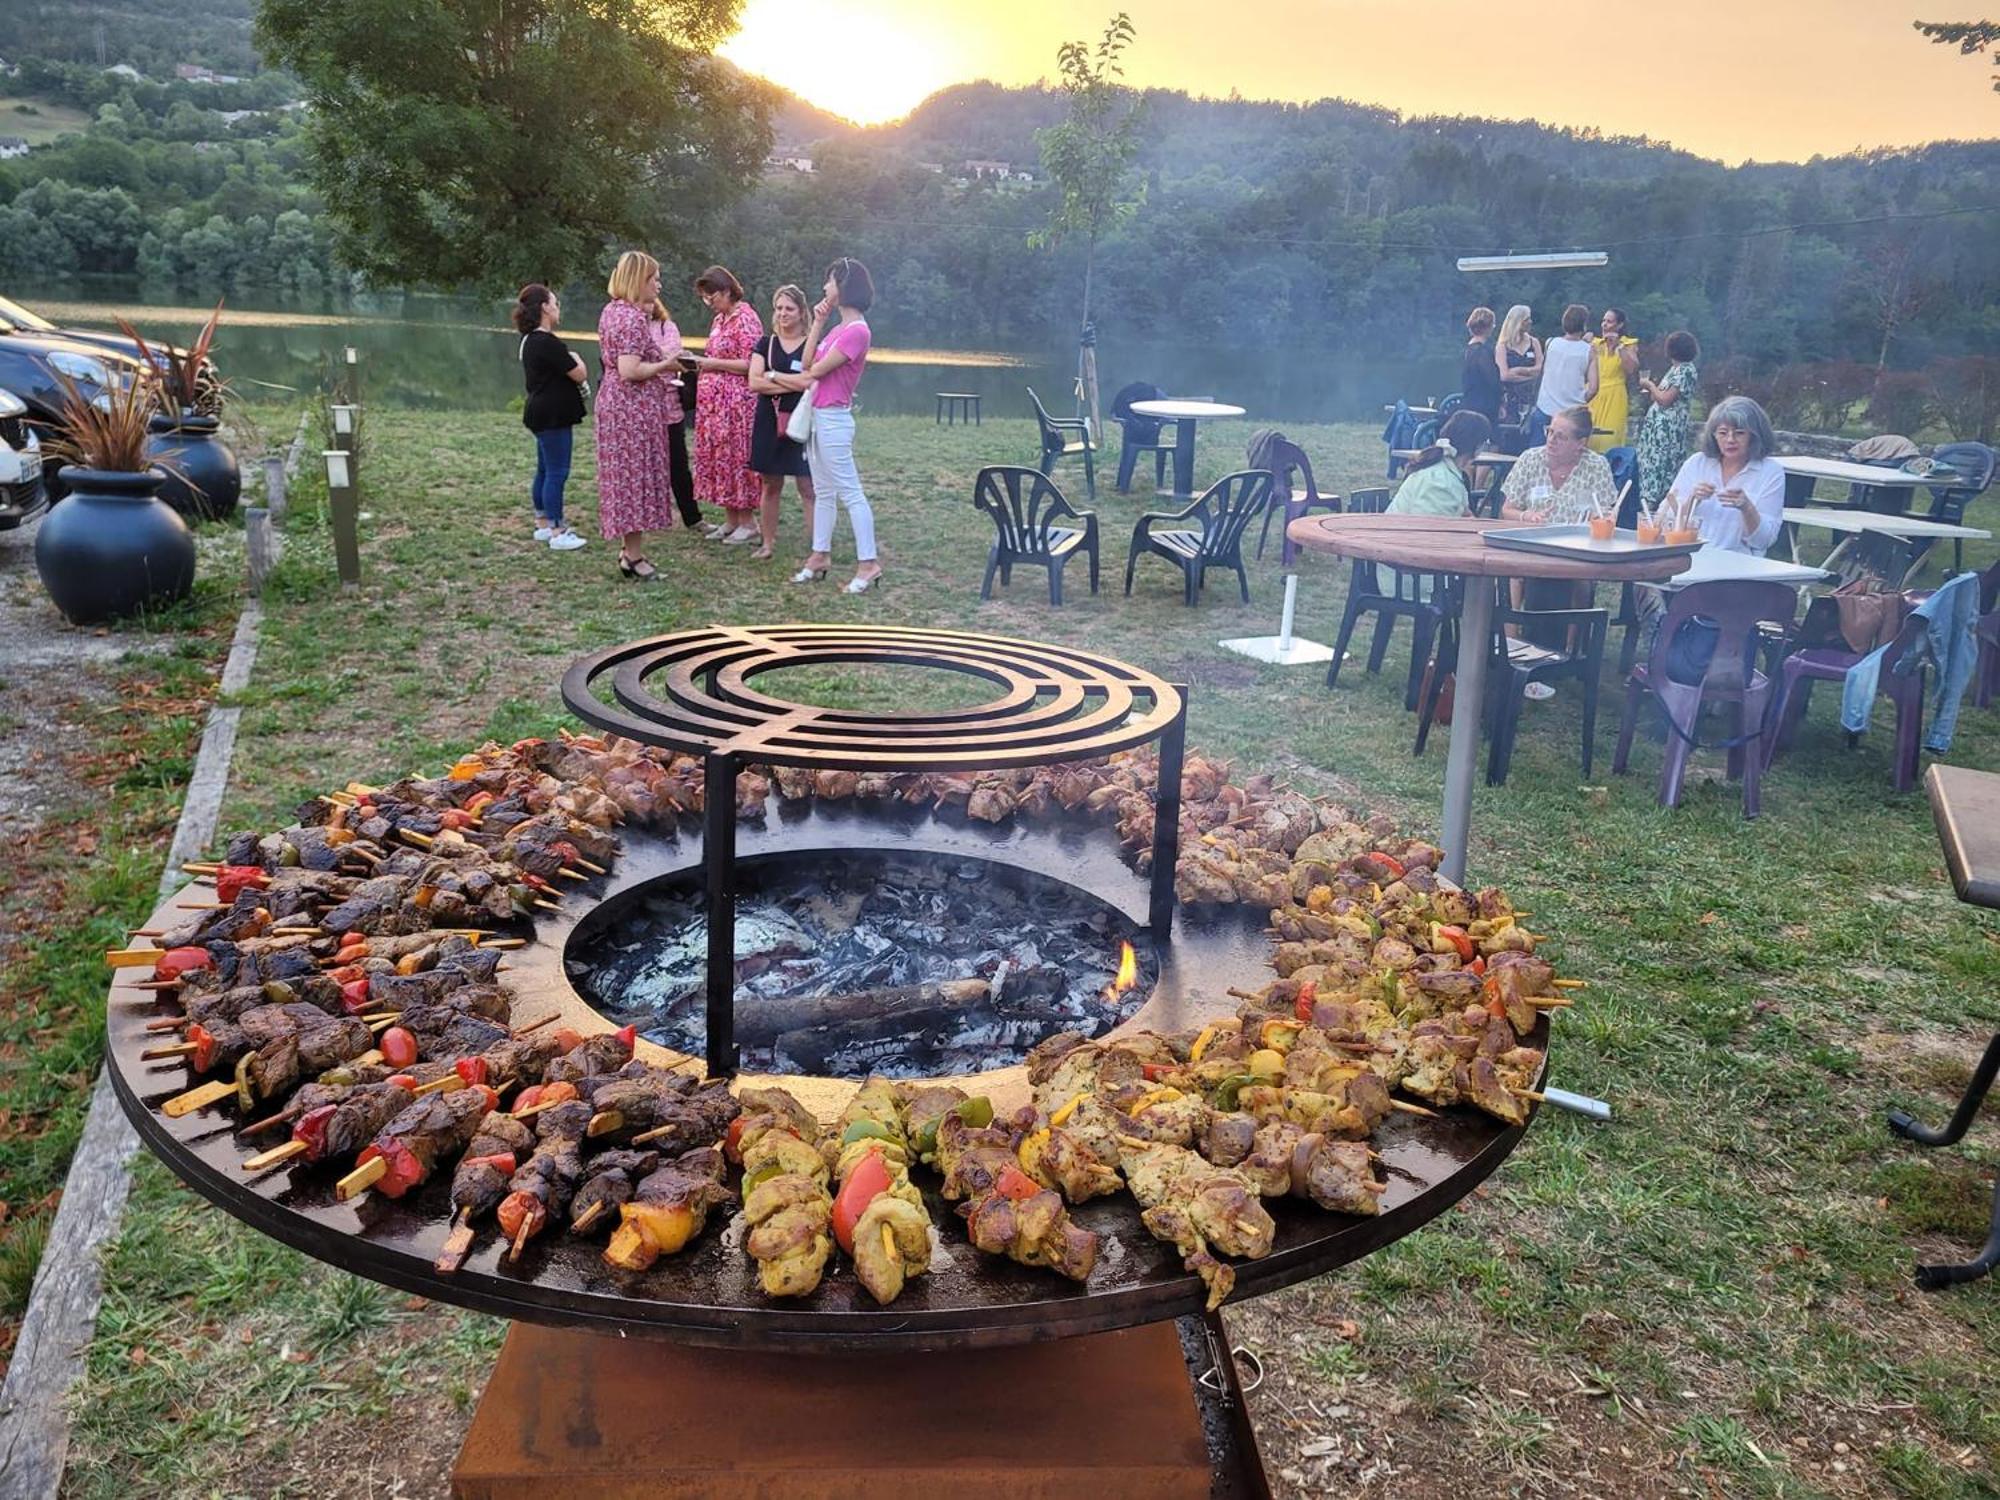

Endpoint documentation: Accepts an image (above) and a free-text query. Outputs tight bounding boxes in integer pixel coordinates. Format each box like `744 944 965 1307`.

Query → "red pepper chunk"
495 1191 546 1242
338 978 372 1014
1141 1062 1177 1082
187 1022 219 1073
615 1025 637 1054
830 1147 893 1255
1468 957 1486 977
1374 853 1406 879
379 1026 418 1069
466 1151 516 1175
1435 924 1476 963
1293 980 1319 1025
993 1165 1042 1202
724 1114 748 1162
215 865 270 903
454 1056 490 1087
154 947 212 982
358 1139 424 1198
293 1103 338 1160
463 791 496 816
437 809 476 831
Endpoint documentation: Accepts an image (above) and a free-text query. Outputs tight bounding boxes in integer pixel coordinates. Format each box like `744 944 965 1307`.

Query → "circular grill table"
562 624 1191 1076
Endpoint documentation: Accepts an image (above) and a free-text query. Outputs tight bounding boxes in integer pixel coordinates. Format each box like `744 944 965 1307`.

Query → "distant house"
765 154 814 174
104 63 142 81
0 137 27 160
176 64 218 83
963 159 1012 180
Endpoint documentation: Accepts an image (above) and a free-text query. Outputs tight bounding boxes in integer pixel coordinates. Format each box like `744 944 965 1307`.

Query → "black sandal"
622 556 658 581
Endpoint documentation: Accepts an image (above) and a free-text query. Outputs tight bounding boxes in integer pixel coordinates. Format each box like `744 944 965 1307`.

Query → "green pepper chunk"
955 1096 995 1129
840 1119 895 1146
1212 1074 1258 1111
741 1160 788 1194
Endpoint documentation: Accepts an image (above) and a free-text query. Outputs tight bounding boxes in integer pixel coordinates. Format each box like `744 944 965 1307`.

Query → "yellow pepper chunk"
1049 1092 1087 1128
1188 1024 1219 1065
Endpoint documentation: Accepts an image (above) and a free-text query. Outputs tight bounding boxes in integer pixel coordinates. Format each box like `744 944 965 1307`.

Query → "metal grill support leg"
1150 691 1188 936
703 752 740 1078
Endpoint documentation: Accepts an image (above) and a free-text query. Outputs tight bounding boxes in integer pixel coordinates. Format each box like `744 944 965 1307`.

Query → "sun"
719 0 963 125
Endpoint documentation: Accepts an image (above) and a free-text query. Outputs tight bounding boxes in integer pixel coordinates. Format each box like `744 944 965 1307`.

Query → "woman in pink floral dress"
595 250 681 579
691 265 765 543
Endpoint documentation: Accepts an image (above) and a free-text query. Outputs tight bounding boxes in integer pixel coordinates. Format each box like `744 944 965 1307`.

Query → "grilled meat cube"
1011 1113 1122 1202
448 1113 538 1222
589 1076 738 1151
959 1187 1100 1282
1198 1109 1259 1168
397 1008 511 1060
361 1088 494 1198
851 1194 932 1304
1120 1141 1275 1311
543 1032 634 1084
568 1149 660 1235
739 1122 833 1296
244 1015 375 1099
302 1080 426 1163
936 1112 1020 1202
495 1100 592 1256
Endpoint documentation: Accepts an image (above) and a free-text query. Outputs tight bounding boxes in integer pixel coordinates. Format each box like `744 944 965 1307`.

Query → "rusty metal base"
453 1318 1242 1499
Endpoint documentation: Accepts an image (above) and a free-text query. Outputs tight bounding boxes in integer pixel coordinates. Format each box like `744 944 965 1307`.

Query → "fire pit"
568 846 1154 1079
560 623 1188 1077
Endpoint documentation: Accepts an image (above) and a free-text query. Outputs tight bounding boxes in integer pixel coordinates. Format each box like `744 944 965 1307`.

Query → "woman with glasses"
1662 396 1784 555
690 265 765 543
1499 405 1617 523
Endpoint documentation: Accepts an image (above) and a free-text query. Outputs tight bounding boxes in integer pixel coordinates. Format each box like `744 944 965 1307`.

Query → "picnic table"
1776 454 1962 516
1130 399 1245 501
1287 512 1687 884
1887 764 2000 1289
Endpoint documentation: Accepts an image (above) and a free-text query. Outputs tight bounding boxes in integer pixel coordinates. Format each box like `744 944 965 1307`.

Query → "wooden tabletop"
1286 513 1692 582
1926 764 2000 910
1130 400 1246 421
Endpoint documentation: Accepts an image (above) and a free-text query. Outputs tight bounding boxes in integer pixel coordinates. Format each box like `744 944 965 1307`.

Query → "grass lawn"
42 404 2000 1498
0 97 93 147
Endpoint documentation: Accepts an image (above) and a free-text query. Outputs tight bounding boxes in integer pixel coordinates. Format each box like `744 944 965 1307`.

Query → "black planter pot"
34 466 197 625
145 412 240 521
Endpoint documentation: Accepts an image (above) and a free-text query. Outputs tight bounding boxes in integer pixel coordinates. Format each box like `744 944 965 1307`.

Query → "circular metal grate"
561 624 1184 772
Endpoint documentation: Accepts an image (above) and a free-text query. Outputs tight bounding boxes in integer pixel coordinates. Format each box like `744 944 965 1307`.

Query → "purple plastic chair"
1612 581 1798 818
1764 609 1929 793
1975 561 2000 710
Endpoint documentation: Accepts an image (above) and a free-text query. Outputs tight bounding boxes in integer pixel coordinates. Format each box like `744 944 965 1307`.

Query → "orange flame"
1104 940 1138 1001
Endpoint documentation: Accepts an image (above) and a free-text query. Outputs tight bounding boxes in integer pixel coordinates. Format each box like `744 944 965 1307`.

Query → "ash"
568 852 1153 1079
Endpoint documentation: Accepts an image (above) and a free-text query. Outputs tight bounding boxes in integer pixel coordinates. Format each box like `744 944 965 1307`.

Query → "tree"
1032 12 1144 437
1915 19 2000 89
255 0 773 290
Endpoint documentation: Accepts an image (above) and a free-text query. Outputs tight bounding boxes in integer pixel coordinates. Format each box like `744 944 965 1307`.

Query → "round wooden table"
1286 513 1690 882
1130 399 1246 499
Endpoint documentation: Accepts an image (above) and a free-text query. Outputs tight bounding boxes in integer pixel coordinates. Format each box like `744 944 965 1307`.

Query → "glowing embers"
568 851 1155 1080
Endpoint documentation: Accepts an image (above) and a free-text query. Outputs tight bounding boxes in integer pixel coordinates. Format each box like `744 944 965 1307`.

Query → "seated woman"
1661 395 1785 556
1387 411 1493 517
1499 405 1618 523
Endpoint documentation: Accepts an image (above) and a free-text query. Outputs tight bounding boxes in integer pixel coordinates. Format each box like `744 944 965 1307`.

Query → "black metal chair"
1252 437 1341 566
1110 381 1172 493
1123 470 1273 606
972 465 1099 607
1325 487 1454 710
1913 441 1996 575
1027 386 1097 501
1410 582 1607 784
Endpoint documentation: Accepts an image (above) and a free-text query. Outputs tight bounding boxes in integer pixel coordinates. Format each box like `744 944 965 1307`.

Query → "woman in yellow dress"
1587 307 1640 453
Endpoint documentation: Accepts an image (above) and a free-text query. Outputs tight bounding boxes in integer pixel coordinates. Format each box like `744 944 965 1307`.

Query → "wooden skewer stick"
243 1139 310 1172
509 1220 534 1263
414 1074 466 1096
1551 978 1586 990
163 1080 236 1118
141 1041 200 1061
1530 997 1574 1009
126 978 183 992
1389 1099 1440 1119
556 869 587 882
1226 987 1267 1003
177 902 235 911
532 899 562 914
182 862 221 874
336 1156 389 1201
129 929 164 939
586 1110 624 1139
366 1016 402 1034
435 1207 477 1274
106 950 163 969
479 938 528 951
397 829 434 849
571 1201 608 1235
514 1013 560 1035
508 1099 566 1121
1513 1088 1548 1104
574 857 608 876
238 1111 298 1137
360 1010 401 1023
347 782 382 796
143 1017 187 1033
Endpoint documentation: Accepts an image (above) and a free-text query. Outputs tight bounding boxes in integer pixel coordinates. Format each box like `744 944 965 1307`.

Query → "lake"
14 281 1458 426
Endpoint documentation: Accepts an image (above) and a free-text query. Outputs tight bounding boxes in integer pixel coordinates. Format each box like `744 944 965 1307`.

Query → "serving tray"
1483 524 1705 564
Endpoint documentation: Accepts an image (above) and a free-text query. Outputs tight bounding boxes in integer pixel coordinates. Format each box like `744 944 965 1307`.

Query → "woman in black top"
514 282 588 551
744 283 817 561
1459 306 1502 424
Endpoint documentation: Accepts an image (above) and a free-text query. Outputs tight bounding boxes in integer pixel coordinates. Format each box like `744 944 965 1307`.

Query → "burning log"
734 978 990 1047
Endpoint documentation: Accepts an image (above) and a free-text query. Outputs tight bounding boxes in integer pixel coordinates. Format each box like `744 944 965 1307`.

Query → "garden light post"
343 344 360 403
323 447 360 589
260 454 287 521
329 403 358 455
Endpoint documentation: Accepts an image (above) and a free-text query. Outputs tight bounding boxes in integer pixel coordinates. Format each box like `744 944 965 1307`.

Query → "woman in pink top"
791 257 880 593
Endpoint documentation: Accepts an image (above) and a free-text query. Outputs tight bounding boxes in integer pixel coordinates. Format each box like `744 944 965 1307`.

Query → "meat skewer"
602 1146 733 1272
734 1088 834 1298
335 1086 500 1201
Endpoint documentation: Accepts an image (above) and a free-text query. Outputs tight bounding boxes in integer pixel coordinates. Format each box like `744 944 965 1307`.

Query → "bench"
935 392 981 426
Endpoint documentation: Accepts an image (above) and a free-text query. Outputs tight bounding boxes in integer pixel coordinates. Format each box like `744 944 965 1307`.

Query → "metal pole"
343 345 359 404
702 751 740 1078
1149 688 1188 936
1440 576 1492 885
322 449 360 589
1277 574 1298 653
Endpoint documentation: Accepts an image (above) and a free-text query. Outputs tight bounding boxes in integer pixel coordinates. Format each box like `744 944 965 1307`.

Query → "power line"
731 199 2000 257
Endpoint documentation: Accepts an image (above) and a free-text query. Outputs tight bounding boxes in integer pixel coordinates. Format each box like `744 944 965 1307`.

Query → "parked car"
0 386 46 530
0 295 220 415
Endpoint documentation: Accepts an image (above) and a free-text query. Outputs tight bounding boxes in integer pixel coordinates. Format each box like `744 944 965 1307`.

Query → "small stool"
936 392 981 426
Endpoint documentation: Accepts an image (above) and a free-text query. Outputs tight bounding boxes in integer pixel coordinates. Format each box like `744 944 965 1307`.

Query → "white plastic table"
1783 505 1990 578
1776 455 1938 489
1658 547 1829 589
1130 399 1246 499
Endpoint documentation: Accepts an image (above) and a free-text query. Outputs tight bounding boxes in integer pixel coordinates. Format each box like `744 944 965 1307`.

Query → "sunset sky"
719 0 1999 164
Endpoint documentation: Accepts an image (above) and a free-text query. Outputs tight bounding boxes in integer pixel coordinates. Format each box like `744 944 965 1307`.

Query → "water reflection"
14 281 1455 422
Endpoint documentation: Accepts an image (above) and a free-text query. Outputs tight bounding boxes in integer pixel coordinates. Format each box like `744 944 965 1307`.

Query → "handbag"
786 386 816 444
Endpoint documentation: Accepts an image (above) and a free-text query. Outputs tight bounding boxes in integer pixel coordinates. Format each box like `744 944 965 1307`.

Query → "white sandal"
790 565 827 584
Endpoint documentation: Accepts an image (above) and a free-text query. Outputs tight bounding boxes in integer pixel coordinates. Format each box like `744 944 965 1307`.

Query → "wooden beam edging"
0 566 270 1496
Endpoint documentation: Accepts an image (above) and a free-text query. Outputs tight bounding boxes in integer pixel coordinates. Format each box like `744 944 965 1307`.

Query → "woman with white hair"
1494 304 1541 447
1663 395 1785 555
